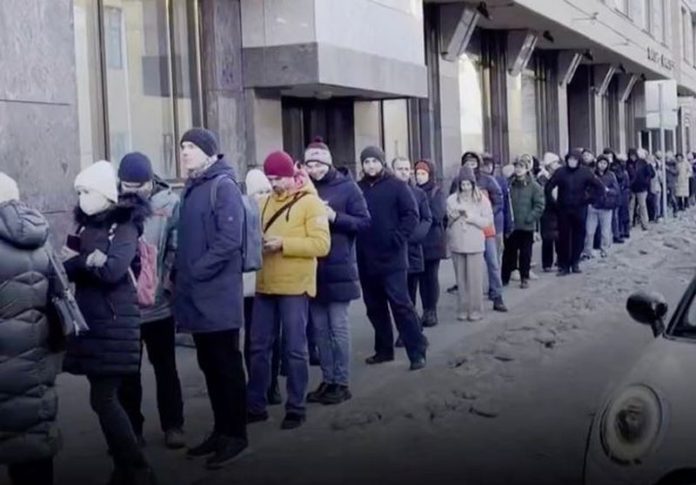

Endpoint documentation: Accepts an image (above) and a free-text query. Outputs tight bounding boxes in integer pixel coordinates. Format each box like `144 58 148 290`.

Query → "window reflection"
507 65 539 158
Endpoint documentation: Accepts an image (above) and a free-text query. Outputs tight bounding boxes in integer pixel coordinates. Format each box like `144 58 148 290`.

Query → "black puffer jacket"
63 194 150 376
0 201 62 464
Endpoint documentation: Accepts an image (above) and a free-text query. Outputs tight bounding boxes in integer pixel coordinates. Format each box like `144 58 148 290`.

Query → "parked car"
583 280 696 485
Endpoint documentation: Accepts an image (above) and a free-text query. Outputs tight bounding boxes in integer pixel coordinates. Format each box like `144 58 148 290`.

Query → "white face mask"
79 191 111 216
567 159 579 169
415 170 429 186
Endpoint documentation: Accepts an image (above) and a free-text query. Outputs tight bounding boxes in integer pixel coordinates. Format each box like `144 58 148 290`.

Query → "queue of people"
2 129 692 484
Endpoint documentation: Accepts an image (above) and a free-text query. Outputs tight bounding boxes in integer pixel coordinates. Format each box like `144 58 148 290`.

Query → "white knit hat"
74 160 119 203
0 172 20 204
304 137 333 166
245 168 272 196
542 152 560 167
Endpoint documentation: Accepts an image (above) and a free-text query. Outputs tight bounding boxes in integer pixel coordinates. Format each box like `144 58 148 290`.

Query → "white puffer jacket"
446 192 493 255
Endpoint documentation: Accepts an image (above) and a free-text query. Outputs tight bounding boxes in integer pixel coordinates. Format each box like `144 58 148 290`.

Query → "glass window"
73 0 106 168
458 54 485 154
507 65 539 159
382 99 410 162
74 0 202 179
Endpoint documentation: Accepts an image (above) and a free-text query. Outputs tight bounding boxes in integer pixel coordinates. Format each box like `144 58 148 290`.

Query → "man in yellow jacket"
247 150 331 430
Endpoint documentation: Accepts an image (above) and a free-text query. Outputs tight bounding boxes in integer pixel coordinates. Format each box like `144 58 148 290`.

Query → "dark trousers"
418 259 441 312
541 238 557 270
612 208 621 239
243 297 281 390
407 273 421 307
360 269 426 362
557 208 586 270
7 459 53 485
119 317 184 435
502 230 534 282
647 192 656 221
193 330 247 440
88 376 148 469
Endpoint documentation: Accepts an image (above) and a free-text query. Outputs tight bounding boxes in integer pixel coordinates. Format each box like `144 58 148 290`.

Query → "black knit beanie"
360 146 385 164
180 128 219 157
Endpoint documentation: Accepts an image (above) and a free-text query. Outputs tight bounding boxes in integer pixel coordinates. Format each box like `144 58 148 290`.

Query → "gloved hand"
86 249 108 268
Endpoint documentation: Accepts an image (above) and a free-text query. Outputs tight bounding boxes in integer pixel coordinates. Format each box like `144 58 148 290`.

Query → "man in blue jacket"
303 138 371 405
173 128 247 469
357 146 427 371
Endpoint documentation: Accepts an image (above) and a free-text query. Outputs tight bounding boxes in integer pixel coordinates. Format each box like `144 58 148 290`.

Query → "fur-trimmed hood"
74 192 152 234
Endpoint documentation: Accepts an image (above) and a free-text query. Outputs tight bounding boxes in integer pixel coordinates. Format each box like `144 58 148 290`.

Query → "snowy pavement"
48 212 696 485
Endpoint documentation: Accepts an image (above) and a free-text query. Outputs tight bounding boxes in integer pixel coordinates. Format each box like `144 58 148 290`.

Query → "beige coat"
676 160 693 198
446 192 493 254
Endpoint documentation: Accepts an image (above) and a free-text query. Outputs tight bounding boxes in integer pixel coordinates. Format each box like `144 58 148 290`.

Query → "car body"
584 280 696 485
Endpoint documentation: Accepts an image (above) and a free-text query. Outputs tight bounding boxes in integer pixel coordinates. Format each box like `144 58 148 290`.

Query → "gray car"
584 281 696 485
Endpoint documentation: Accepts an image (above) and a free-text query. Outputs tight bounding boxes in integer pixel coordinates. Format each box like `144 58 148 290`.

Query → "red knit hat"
263 151 295 178
414 160 431 174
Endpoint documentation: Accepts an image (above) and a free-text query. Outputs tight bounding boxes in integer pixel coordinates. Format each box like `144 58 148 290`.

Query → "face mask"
415 171 429 186
568 159 579 169
79 191 111 216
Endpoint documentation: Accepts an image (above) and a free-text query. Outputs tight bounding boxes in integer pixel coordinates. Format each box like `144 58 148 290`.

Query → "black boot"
206 436 248 470
493 298 508 312
422 309 438 328
307 382 330 403
187 432 220 458
365 354 394 365
320 384 352 405
281 413 306 430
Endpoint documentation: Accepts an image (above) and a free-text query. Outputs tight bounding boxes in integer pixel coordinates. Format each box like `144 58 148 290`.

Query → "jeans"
248 294 309 415
629 191 649 228
310 301 351 386
584 206 613 254
502 230 534 282
88 376 148 469
360 269 427 362
243 297 281 391
557 207 586 270
119 317 184 435
542 238 557 270
484 237 503 300
193 330 247 440
7 459 53 485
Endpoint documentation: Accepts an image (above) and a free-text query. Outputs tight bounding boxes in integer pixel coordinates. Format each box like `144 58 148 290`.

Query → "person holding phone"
446 166 493 322
62 161 156 485
246 150 330 430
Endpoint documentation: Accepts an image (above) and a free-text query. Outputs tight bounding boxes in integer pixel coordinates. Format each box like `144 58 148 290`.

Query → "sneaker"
571 265 583 274
468 313 483 322
409 356 427 371
164 428 186 450
267 382 282 406
447 285 458 294
320 385 352 405
247 410 269 424
187 432 220 458
457 313 468 321
493 298 508 312
529 270 539 281
281 413 305 430
205 436 248 470
520 279 529 289
510 270 521 281
365 354 394 365
307 382 330 403
395 336 404 348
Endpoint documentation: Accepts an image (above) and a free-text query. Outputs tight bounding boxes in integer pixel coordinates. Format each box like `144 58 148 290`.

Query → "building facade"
3 0 696 231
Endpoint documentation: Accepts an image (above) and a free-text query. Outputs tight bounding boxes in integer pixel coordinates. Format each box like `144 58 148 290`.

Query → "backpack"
108 224 159 307
211 174 263 273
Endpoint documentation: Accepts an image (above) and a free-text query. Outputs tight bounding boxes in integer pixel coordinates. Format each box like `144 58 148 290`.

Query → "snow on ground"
49 212 696 485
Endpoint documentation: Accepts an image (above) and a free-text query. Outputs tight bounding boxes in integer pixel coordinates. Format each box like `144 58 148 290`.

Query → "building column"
199 0 250 174
592 64 617 152
617 74 639 154
556 52 582 156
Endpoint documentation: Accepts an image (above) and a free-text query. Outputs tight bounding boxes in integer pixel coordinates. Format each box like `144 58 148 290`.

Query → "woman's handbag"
46 247 90 336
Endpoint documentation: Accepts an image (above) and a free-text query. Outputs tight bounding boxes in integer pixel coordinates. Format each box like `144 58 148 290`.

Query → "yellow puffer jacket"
256 182 331 296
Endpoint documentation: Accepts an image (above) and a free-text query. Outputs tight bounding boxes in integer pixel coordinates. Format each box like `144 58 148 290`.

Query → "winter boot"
365 354 394 365
307 382 330 403
281 413 305 430
422 309 438 328
187 432 221 458
320 385 352 405
493 298 508 312
409 355 427 371
206 436 248 470
557 267 570 277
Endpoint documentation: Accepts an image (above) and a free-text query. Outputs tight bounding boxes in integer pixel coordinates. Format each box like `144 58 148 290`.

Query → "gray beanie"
360 146 385 164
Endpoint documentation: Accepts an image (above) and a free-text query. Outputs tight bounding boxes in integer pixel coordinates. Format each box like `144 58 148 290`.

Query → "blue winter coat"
174 158 244 333
417 179 447 261
357 172 418 276
407 184 432 274
63 194 149 376
592 170 621 210
313 168 371 303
